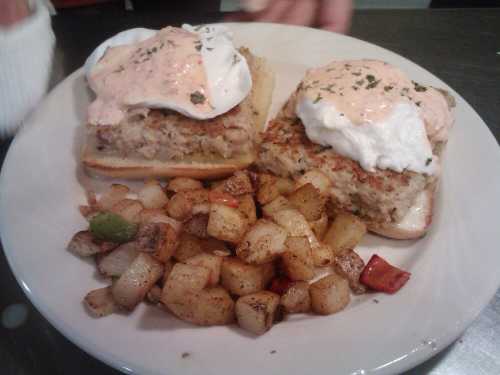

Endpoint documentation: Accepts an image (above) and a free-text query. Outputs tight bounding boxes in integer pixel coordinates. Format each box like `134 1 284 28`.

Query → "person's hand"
226 0 353 34
0 0 30 27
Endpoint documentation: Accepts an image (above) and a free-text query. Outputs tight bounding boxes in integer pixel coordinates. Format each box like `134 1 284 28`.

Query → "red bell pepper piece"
208 190 239 208
360 254 411 294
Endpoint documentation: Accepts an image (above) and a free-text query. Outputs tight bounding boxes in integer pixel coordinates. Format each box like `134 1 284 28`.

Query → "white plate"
1 23 500 375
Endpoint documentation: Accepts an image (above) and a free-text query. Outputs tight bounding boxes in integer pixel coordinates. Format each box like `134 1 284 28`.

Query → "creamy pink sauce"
87 27 213 126
297 60 453 142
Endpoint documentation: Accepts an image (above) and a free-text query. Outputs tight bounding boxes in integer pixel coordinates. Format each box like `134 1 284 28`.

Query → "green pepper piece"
89 212 138 243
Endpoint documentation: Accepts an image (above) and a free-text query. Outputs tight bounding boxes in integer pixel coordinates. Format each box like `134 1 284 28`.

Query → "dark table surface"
1 7 499 375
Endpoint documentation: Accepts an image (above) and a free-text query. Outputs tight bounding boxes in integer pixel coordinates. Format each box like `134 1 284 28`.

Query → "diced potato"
164 287 235 326
138 180 169 209
110 199 144 223
256 174 280 205
288 183 327 221
235 291 280 335
190 288 235 326
237 194 257 225
325 198 338 219
67 231 101 257
296 170 332 196
220 257 274 296
280 281 311 314
112 253 164 310
312 244 335 267
236 219 288 265
310 273 350 315
282 237 314 281
97 242 139 277
323 212 367 255
207 203 248 243
98 184 130 210
262 196 292 218
174 232 203 262
223 171 254 196
139 209 182 233
167 177 203 193
309 213 328 240
183 214 209 239
192 203 211 215
185 253 223 286
270 208 321 250
181 189 209 205
200 237 230 255
167 193 193 221
276 177 295 195
136 222 178 263
333 250 366 294
162 263 210 302
83 286 117 317
146 285 162 304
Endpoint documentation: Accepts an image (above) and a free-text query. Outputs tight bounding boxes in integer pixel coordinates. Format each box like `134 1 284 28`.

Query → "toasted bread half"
82 48 275 179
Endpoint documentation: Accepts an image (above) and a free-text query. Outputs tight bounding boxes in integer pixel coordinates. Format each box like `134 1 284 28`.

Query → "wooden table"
0 7 499 375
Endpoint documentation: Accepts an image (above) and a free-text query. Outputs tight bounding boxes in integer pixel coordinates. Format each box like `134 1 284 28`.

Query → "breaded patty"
257 115 435 225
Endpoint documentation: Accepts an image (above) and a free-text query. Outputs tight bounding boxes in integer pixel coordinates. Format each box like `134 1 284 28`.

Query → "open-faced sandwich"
257 60 454 239
82 25 274 179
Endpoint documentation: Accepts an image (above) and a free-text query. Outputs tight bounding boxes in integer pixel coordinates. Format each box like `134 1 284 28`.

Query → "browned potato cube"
189 287 235 326
309 213 328 240
98 184 130 210
261 196 292 218
296 170 332 196
207 203 248 243
83 286 117 317
270 208 321 250
236 219 288 264
161 263 210 303
333 250 366 294
161 259 175 286
167 177 203 193
323 212 367 255
312 244 335 267
112 253 164 310
220 257 275 296
167 193 193 221
181 189 209 205
257 174 280 205
97 242 139 277
287 183 327 221
136 222 178 264
235 291 280 335
282 237 314 281
67 231 101 257
185 253 223 286
275 177 295 195
174 232 203 262
183 214 209 239
310 273 350 315
138 180 169 209
110 199 144 223
223 171 254 196
165 287 235 326
280 281 311 314
237 194 257 225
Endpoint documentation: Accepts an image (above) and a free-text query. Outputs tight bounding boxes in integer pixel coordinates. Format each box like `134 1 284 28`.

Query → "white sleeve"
0 1 55 136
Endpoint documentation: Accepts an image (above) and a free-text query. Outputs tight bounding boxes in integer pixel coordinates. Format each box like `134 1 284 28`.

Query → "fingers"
279 0 318 27
0 0 30 27
318 0 353 34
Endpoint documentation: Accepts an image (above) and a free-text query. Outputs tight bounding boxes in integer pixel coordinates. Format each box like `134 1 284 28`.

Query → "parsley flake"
190 91 206 105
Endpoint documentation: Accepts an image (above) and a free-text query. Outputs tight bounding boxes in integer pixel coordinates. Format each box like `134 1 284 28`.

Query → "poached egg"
85 25 252 126
295 60 453 175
